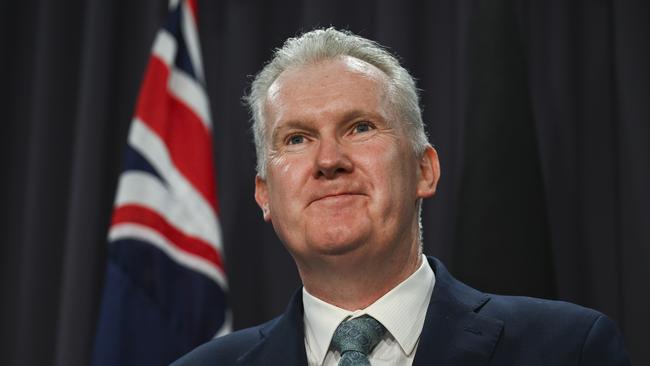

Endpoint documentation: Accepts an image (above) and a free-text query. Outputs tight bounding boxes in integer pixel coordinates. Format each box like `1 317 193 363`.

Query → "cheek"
361 142 409 181
267 159 307 210
371 149 418 207
268 148 314 179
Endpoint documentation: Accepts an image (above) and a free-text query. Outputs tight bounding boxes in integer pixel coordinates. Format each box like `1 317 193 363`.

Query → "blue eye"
287 135 305 145
353 122 373 134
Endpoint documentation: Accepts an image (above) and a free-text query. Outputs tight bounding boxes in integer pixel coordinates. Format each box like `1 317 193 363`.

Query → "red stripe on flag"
134 56 219 211
187 0 198 21
112 204 224 271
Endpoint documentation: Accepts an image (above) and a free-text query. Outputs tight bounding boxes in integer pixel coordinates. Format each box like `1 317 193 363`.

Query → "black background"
1 0 648 365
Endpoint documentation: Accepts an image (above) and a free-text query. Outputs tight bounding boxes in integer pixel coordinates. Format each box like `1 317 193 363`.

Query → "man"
174 28 629 366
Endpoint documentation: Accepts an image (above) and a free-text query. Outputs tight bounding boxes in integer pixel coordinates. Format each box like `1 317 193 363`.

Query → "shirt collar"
302 254 435 365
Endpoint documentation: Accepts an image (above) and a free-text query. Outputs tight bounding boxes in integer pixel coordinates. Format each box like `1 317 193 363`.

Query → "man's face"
255 56 439 268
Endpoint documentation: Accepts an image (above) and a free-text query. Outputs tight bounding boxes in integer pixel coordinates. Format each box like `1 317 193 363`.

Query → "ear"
255 175 272 222
416 145 440 199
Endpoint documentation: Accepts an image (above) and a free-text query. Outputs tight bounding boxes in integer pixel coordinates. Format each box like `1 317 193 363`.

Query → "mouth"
309 192 365 206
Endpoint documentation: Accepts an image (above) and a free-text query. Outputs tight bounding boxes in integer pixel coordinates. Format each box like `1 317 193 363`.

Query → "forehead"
264 56 391 130
269 56 387 95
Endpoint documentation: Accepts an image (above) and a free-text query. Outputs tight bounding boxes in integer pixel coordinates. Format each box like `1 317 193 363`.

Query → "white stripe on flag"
168 68 212 129
181 0 204 81
114 171 222 251
127 118 221 246
214 310 233 338
152 30 177 67
109 223 228 289
168 0 180 11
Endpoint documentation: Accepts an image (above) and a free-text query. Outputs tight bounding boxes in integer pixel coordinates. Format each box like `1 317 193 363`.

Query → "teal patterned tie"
331 315 387 366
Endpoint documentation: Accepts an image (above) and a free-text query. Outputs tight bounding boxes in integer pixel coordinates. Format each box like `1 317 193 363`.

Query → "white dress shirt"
302 254 435 366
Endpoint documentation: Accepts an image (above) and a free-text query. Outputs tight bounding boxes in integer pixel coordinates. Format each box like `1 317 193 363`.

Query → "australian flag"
92 0 230 364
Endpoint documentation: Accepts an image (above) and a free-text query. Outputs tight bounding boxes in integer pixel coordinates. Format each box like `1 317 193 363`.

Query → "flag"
92 0 230 364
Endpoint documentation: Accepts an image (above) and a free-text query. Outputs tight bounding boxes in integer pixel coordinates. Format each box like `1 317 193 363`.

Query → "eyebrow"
271 109 388 141
270 120 315 144
341 109 385 123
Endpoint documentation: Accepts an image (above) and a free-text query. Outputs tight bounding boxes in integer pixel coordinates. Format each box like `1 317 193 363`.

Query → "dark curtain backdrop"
1 0 648 365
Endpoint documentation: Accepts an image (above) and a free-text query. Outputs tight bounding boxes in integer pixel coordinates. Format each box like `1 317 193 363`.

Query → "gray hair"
245 27 429 178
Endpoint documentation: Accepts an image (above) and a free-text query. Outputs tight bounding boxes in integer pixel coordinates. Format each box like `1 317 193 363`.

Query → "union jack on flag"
92 0 230 364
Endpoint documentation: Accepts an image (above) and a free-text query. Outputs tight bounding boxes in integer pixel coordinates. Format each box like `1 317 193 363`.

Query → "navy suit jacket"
173 257 630 365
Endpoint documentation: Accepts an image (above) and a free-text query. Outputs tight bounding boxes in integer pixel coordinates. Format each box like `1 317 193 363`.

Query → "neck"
297 238 422 311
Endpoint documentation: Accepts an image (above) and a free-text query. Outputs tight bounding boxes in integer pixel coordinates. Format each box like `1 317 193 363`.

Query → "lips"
309 192 365 206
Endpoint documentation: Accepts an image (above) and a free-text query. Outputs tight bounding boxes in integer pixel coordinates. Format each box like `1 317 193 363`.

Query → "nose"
313 137 353 179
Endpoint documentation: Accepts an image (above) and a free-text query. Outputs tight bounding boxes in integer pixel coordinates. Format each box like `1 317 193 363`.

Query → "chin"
307 231 369 256
315 242 362 256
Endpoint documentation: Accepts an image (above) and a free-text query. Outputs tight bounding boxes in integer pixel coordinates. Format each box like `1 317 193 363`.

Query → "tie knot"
331 315 387 357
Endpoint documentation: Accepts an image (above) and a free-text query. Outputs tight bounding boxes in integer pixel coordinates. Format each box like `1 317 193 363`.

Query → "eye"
286 134 305 145
352 121 374 134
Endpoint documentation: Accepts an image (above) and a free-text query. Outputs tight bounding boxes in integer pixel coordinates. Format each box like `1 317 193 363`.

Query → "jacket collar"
237 256 503 366
236 289 307 366
413 257 503 366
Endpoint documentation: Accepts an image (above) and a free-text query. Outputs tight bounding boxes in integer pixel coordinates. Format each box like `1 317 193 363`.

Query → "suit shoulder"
171 318 280 366
483 294 629 365
485 293 602 324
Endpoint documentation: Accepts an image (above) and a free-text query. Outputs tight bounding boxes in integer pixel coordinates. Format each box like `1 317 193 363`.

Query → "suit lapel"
236 257 502 366
413 258 503 366
236 290 308 366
